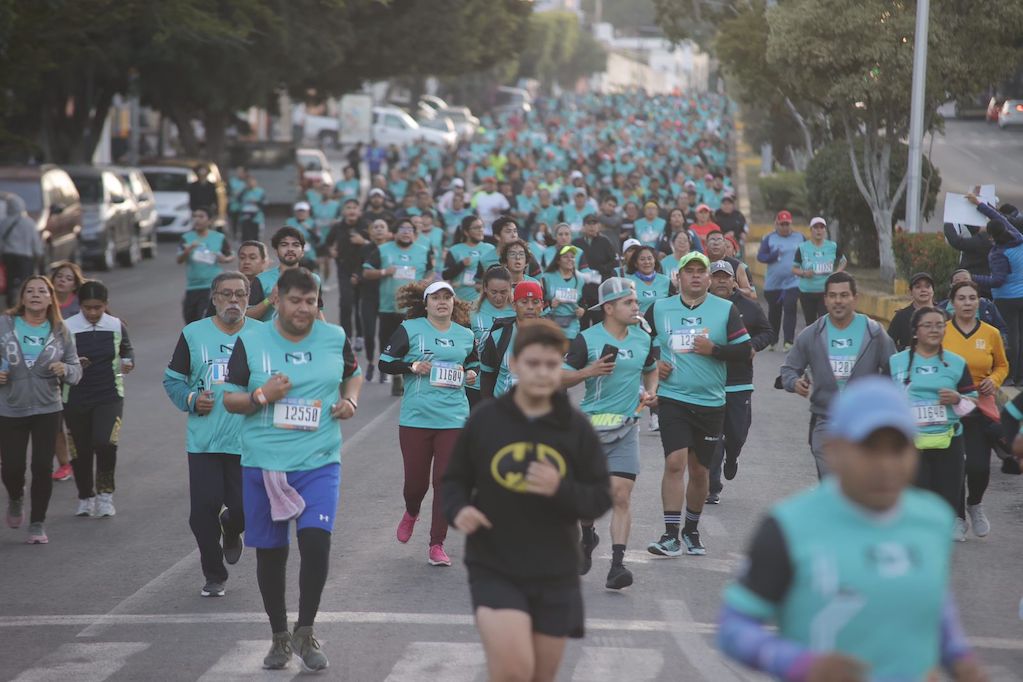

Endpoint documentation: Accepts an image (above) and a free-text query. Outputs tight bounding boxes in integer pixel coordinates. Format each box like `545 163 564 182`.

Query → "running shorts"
468 564 584 639
242 462 340 548
596 420 640 480
657 398 725 468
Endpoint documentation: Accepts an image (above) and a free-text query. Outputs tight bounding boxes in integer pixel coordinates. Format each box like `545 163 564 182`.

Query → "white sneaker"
95 493 116 518
76 497 96 517
649 413 660 432
953 517 967 542
967 504 990 537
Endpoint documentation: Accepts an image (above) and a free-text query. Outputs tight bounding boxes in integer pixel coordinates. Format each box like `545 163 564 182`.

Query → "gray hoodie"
0 314 82 417
780 314 895 417
0 194 44 259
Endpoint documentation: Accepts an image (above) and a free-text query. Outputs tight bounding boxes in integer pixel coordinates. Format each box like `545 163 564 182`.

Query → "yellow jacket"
944 319 1008 387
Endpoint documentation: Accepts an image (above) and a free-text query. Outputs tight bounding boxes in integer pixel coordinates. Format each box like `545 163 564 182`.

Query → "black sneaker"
579 530 599 575
605 563 633 590
681 530 706 556
724 456 739 481
705 492 720 505
220 510 243 566
201 580 225 597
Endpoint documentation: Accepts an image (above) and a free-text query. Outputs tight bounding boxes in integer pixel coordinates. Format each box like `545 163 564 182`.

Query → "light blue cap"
826 376 918 443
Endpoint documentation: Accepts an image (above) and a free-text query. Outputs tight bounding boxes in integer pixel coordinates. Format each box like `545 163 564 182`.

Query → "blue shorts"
242 463 341 549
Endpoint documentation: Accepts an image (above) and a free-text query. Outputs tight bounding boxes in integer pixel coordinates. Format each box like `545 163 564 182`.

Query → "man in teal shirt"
562 278 658 590
719 377 983 682
176 207 234 324
247 227 324 323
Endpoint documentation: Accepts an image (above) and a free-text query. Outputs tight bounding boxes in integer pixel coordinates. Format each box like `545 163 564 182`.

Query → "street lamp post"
905 0 929 233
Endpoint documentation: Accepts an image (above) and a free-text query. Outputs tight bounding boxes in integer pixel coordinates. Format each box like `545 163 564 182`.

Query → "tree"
516 11 607 92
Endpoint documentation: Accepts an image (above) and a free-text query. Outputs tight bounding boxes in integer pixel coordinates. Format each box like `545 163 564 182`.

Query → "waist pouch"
915 426 954 451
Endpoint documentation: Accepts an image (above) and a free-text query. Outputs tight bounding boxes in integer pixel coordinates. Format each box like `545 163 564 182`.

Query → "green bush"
758 171 808 217
893 230 960 299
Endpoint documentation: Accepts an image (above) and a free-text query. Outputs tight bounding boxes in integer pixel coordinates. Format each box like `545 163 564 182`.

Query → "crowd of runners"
0 90 1015 680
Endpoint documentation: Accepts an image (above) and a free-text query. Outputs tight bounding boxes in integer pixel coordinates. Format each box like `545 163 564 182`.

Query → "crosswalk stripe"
197 640 297 681
571 646 664 681
384 642 486 682
11 642 149 682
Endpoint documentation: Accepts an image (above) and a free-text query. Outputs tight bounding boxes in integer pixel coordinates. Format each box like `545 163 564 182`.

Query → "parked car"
372 106 457 150
988 97 1007 123
493 86 532 116
999 100 1023 128
142 165 196 238
140 158 229 231
65 166 141 270
0 164 81 268
227 142 303 208
107 166 157 258
416 114 458 142
418 95 449 116
437 106 479 141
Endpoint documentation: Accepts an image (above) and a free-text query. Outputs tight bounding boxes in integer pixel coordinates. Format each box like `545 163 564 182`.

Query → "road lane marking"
11 642 149 682
384 642 486 682
197 640 298 681
660 599 766 682
571 646 664 681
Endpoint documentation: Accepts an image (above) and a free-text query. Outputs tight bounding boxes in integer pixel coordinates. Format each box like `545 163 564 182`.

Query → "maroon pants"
398 426 461 546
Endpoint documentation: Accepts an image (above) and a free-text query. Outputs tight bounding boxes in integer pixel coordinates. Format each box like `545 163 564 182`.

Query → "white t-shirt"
475 192 511 235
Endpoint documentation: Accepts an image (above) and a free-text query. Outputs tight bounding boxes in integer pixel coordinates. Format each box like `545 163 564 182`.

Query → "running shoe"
953 517 967 542
723 456 739 481
52 463 73 481
95 493 116 518
605 563 634 590
7 498 24 528
220 510 243 565
579 530 599 575
354 336 364 352
428 544 452 566
365 365 375 383
648 413 659 432
783 342 793 351
292 625 329 672
201 581 225 597
705 492 720 505
76 497 96 518
263 632 293 670
681 530 706 555
26 522 48 544
396 511 418 543
967 504 990 537
647 534 683 557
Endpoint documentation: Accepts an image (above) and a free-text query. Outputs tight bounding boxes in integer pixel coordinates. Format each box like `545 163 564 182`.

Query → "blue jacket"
972 203 1023 299
936 296 1007 336
757 230 804 290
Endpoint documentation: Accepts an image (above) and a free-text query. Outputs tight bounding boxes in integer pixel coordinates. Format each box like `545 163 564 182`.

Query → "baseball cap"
826 376 917 444
558 245 581 257
451 178 465 188
722 192 735 202
910 272 935 288
293 201 311 212
644 200 659 210
809 216 828 228
776 210 793 223
696 203 711 213
684 180 697 189
589 277 636 311
709 260 735 277
423 281 454 301
369 188 385 198
677 252 711 270
513 280 544 302
570 170 584 180
622 238 642 252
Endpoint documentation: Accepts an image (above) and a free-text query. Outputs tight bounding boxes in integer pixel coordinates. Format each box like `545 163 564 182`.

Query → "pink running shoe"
6 498 24 529
396 511 418 544
52 464 73 481
428 544 451 567
26 522 48 544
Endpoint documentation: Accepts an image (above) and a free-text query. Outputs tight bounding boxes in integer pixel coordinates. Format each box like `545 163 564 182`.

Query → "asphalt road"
926 118 1023 232
0 245 1021 681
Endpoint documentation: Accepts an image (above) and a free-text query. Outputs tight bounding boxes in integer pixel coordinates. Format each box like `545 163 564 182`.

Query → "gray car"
66 166 142 270
107 166 158 258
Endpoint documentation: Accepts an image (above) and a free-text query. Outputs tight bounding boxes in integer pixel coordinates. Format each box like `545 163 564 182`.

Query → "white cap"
369 188 386 198
570 170 584 180
451 178 465 188
809 216 828 227
294 201 311 212
622 238 642 252
423 281 455 301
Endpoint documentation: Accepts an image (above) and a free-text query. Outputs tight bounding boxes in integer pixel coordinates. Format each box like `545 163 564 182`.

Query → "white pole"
906 0 929 233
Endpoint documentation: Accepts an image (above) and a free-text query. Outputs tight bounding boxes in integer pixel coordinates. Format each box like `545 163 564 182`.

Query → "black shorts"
468 564 584 639
657 398 725 467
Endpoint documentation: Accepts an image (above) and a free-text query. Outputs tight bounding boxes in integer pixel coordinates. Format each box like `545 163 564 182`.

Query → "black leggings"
915 435 965 511
995 297 1023 382
256 528 331 634
959 414 1000 516
65 400 122 499
361 294 380 365
766 288 799 345
188 453 244 583
0 411 60 523
799 291 827 326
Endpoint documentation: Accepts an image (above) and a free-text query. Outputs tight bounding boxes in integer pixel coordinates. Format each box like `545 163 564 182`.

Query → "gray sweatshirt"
0 314 82 417
0 194 44 259
780 314 896 417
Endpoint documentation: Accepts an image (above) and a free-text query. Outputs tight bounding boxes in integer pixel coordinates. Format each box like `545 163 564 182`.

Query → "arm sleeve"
563 334 589 370
225 337 251 389
731 516 794 610
220 236 232 256
442 251 464 280
363 245 382 270
163 333 194 413
643 304 659 337
717 606 815 682
341 335 361 380
442 417 477 524
118 322 134 363
378 324 413 375
643 335 659 371
549 418 612 520
793 246 803 266
939 592 975 670
712 303 752 361
957 362 978 396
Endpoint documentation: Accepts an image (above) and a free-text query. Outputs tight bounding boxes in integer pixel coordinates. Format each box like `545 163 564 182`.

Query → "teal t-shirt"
417 229 445 269
226 320 360 471
564 323 656 419
535 204 560 229
627 273 672 313
254 268 323 322
285 217 319 249
14 318 51 368
560 204 589 234
179 230 229 291
647 294 750 407
825 314 868 388
724 481 954 681
448 242 496 301
541 271 585 339
165 317 263 455
379 317 476 429
469 301 516 393
480 322 518 398
365 241 431 314
633 217 666 247
890 349 975 436
795 240 842 293
334 179 360 204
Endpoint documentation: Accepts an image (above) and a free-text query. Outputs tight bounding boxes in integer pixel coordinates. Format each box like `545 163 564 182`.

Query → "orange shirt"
944 319 1008 386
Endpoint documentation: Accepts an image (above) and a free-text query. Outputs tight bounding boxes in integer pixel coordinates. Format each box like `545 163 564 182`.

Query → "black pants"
336 267 358 339
995 297 1023 382
916 435 965 511
378 312 403 358
959 414 1000 517
183 289 211 324
257 528 331 634
799 291 826 326
709 390 753 494
3 254 36 308
188 453 244 583
766 287 799 345
0 411 60 523
361 294 380 365
65 400 122 499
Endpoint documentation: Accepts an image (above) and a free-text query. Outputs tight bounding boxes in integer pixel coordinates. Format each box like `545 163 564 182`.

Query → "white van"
372 106 456 150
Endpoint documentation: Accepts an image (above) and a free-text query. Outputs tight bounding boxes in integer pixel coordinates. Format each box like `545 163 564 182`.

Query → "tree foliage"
516 11 607 91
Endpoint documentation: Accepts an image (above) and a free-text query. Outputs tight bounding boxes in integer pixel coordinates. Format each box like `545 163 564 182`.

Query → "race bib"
555 287 578 304
829 356 853 379
461 268 477 286
670 328 707 353
812 261 833 275
242 203 260 213
394 265 417 281
641 230 658 244
192 248 217 265
272 398 322 431
429 361 464 388
208 359 229 385
913 402 948 426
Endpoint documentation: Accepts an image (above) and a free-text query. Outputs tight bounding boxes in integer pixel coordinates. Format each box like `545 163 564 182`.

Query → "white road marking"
571 646 664 681
384 642 486 682
197 640 297 681
11 642 149 682
594 550 737 573
660 599 767 682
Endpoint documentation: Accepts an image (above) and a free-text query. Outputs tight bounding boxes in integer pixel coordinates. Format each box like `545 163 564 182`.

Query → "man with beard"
247 227 324 323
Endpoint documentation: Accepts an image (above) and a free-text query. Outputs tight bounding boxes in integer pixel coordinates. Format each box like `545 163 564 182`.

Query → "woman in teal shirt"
889 307 977 512
542 223 581 270
541 245 586 339
443 216 495 302
792 217 846 325
468 268 515 409
625 246 673 313
379 281 477 568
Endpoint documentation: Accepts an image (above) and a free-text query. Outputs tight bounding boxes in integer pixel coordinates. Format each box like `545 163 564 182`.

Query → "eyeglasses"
506 251 526 259
215 290 248 301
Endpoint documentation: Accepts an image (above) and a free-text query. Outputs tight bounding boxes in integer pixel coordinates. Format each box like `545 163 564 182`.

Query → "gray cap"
709 260 735 277
589 277 636 311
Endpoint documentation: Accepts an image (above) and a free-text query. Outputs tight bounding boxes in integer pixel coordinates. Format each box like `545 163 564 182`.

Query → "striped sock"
664 511 681 538
683 508 701 534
